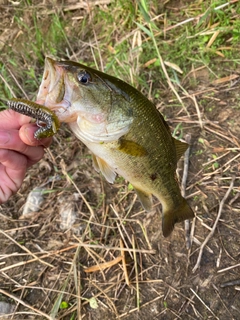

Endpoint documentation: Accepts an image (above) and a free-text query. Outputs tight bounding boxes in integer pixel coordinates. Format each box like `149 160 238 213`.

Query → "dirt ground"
0 1 240 319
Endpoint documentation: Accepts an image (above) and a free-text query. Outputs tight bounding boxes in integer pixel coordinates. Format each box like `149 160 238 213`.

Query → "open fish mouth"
36 57 73 120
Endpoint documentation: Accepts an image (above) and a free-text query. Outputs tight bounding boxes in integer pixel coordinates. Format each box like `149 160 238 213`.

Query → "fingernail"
0 131 10 144
24 127 36 144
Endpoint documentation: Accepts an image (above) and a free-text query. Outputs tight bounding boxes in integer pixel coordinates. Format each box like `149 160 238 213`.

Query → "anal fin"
134 187 152 211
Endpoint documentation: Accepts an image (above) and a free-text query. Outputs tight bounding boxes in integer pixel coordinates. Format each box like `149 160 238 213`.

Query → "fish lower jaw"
35 99 76 123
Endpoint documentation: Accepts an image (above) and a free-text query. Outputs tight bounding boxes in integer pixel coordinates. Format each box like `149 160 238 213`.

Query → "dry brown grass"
0 0 240 319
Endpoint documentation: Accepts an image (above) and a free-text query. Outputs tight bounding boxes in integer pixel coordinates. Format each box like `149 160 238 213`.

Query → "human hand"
0 109 52 204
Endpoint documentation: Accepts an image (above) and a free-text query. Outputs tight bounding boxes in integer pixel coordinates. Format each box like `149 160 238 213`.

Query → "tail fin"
162 199 194 237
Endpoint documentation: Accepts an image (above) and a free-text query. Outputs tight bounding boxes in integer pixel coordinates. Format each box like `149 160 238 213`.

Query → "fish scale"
36 57 194 237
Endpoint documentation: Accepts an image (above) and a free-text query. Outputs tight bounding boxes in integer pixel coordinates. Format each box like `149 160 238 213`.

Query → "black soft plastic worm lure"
7 98 60 139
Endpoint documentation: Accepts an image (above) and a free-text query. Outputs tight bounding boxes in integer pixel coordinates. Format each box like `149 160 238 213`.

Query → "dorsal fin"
173 138 189 161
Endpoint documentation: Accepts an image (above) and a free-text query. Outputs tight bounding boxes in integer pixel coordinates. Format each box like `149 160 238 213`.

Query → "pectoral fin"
118 139 147 157
92 154 116 183
92 154 100 172
134 187 152 211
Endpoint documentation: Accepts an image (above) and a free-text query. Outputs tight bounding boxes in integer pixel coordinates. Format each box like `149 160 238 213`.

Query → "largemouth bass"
36 57 194 237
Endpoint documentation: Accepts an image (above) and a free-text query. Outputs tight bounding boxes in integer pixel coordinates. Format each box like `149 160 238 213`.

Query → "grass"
1 0 239 104
0 1 240 319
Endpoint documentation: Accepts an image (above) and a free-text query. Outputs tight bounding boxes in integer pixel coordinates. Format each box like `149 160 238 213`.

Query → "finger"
0 110 53 147
0 148 27 171
19 124 52 147
0 149 27 204
0 109 31 129
0 130 45 165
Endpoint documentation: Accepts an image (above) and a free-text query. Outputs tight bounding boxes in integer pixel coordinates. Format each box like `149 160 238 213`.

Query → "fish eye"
77 72 91 84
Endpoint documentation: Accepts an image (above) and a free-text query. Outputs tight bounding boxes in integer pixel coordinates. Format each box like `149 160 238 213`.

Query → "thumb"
19 123 52 147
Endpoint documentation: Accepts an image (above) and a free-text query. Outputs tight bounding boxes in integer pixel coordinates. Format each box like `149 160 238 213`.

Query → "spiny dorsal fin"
173 138 189 161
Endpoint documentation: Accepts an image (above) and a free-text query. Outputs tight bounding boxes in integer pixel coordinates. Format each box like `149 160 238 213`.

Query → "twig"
218 262 240 273
111 204 134 259
0 72 16 97
49 245 81 318
0 229 54 268
72 240 156 254
74 262 81 320
181 134 191 196
118 294 164 318
152 39 187 112
0 289 53 320
163 0 238 33
84 256 123 273
60 159 95 218
4 65 29 99
191 95 203 128
205 126 240 147
192 176 235 272
45 0 112 14
90 281 119 316
220 279 240 288
132 235 140 310
120 238 130 286
190 288 219 319
181 134 192 249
